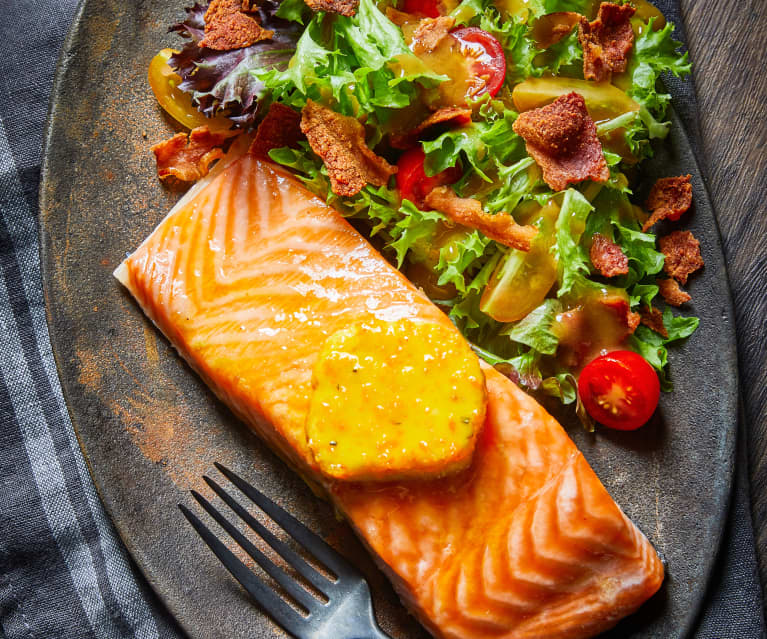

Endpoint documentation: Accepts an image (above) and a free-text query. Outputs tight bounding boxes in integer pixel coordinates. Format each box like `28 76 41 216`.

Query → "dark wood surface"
680 0 767 594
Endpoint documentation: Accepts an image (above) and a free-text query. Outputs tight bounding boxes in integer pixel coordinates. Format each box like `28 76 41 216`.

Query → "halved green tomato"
512 77 640 123
148 49 232 132
479 201 559 323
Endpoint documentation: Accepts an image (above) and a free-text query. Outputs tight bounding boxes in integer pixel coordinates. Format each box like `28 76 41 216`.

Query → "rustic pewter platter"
39 1 737 637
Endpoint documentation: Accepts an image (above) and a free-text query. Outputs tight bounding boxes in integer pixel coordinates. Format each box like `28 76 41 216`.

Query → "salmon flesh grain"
115 153 664 639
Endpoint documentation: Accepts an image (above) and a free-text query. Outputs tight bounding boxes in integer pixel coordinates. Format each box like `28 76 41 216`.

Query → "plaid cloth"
0 1 763 638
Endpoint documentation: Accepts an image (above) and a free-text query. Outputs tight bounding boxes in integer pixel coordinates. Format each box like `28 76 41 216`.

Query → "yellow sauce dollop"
306 318 486 482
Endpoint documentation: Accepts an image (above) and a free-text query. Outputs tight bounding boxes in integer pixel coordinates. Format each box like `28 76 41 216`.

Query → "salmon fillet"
115 153 664 638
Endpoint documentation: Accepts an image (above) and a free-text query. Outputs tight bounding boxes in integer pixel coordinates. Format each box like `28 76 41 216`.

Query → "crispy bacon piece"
657 277 691 307
639 305 668 338
300 100 396 197
532 12 581 48
578 2 636 82
200 0 274 51
513 92 609 191
411 16 455 55
659 230 704 285
305 0 358 16
643 174 693 231
152 126 235 184
590 232 629 278
390 107 472 149
424 186 537 251
249 103 303 158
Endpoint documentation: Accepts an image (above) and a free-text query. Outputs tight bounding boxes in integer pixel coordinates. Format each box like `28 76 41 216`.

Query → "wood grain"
680 0 767 593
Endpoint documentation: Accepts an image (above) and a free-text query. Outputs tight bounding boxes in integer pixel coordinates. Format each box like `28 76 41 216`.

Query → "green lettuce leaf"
501 298 562 354
477 8 539 85
628 18 691 122
422 123 492 179
268 143 331 197
614 223 665 281
541 373 577 404
629 282 659 308
553 189 594 296
447 251 501 333
275 0 311 24
389 201 446 267
436 231 492 293
483 156 537 214
451 0 492 25
532 27 583 77
531 0 595 14
630 307 699 390
257 0 445 122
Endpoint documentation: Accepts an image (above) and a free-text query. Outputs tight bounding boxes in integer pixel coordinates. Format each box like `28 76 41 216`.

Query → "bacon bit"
513 92 609 191
305 0 358 16
152 126 235 184
590 233 629 278
639 305 668 338
424 186 537 251
300 100 396 197
532 12 581 48
249 103 303 158
200 0 274 51
658 277 691 307
385 6 413 26
390 107 472 149
643 174 693 231
578 2 636 82
659 230 704 284
411 16 455 55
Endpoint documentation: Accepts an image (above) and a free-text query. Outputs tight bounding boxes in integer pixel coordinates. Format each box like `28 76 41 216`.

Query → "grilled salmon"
115 152 664 638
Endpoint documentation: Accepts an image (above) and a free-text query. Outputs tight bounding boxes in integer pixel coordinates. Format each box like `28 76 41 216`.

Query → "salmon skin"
115 153 664 638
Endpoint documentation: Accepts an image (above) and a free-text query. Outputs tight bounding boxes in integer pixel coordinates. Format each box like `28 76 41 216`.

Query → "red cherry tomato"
577 351 660 431
449 27 507 98
396 147 462 209
402 0 441 17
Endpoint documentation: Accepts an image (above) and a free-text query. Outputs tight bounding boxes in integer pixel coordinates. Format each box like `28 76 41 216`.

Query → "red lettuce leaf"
169 2 301 127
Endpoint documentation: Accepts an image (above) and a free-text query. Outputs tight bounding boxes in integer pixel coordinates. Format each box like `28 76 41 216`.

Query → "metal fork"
179 462 391 639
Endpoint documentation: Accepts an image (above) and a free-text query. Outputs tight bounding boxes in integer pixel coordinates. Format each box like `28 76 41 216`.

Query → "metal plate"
39 1 738 637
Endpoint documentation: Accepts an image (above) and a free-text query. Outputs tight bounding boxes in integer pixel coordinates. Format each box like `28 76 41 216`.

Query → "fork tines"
179 463 388 639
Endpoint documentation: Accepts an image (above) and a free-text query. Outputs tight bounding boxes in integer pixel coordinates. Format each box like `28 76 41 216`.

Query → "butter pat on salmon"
308 318 486 481
115 152 664 639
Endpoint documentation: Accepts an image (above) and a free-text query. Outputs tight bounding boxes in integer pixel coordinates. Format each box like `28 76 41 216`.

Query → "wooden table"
681 0 767 594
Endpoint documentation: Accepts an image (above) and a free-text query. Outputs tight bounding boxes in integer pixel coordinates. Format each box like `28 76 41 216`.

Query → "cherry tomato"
577 351 660 431
449 27 506 98
396 147 462 209
148 48 231 132
402 0 441 18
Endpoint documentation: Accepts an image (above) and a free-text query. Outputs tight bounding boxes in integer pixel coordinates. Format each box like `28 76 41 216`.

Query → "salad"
148 0 703 431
